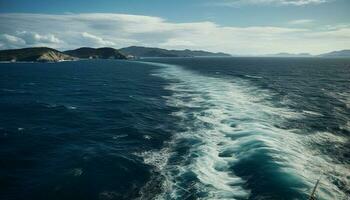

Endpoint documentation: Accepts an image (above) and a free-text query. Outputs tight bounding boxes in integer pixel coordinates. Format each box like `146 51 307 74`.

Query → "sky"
0 0 349 55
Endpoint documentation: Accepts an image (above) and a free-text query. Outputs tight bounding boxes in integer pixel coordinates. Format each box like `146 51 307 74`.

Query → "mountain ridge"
264 52 312 57
64 47 127 59
1 47 350 62
0 46 232 62
318 50 350 57
119 46 231 58
0 47 76 62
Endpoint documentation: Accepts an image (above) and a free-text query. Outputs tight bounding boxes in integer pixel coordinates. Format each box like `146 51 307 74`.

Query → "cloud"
0 34 25 49
81 32 115 46
288 19 314 25
211 0 330 6
16 31 62 45
0 31 61 49
0 13 349 54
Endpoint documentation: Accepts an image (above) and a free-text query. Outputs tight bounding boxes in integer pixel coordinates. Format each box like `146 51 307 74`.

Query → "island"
265 52 312 57
318 50 350 58
118 46 231 58
0 47 76 62
64 47 127 60
2 46 349 63
0 46 231 62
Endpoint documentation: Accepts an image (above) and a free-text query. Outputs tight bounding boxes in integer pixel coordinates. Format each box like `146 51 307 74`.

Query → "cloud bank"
0 31 62 49
0 13 349 54
288 19 314 25
212 0 330 6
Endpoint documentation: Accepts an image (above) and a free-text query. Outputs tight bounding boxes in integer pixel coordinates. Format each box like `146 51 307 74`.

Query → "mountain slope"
319 50 350 57
0 47 75 62
264 52 312 57
119 46 231 57
64 47 127 59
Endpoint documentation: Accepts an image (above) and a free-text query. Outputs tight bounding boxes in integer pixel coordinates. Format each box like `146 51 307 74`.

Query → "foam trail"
138 61 349 200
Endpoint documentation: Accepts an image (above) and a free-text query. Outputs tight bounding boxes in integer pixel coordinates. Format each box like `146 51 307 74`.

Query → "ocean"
0 58 349 200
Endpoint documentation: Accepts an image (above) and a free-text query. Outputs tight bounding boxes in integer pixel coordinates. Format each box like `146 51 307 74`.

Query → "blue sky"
0 0 349 54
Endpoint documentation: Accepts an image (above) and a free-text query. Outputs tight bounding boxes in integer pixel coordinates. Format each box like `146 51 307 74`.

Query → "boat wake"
137 62 349 200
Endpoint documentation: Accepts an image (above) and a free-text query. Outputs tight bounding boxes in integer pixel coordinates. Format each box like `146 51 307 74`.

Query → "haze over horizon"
0 0 349 55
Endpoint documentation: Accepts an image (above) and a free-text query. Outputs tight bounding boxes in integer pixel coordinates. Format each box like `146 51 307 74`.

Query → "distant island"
318 50 350 58
119 46 231 58
0 46 231 62
64 47 127 60
264 52 312 57
1 46 350 63
0 47 76 62
265 50 350 58
0 47 127 62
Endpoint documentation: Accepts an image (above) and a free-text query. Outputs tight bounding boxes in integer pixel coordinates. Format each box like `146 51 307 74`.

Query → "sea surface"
0 58 349 200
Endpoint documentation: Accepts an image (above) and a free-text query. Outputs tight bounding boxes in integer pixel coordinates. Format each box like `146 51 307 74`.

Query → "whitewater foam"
137 61 349 199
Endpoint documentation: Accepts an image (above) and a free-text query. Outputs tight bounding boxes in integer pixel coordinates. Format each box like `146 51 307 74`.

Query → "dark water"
0 58 349 200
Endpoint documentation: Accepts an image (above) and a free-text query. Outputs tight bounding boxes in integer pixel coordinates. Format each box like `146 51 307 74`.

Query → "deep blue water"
0 58 349 200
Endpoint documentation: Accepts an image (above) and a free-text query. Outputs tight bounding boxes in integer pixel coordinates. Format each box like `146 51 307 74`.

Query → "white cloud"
288 19 314 25
0 34 25 49
280 0 328 5
0 13 349 54
160 38 195 48
81 32 115 46
16 31 62 44
0 31 62 49
211 0 329 6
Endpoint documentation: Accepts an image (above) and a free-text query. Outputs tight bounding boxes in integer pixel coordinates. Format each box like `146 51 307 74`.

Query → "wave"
244 75 263 79
137 62 349 200
37 102 78 110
